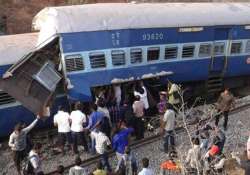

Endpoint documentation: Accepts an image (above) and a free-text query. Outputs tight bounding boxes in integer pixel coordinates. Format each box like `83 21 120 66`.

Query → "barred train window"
231 42 242 55
199 44 212 57
89 52 106 68
147 47 160 61
214 42 225 56
165 46 178 59
131 48 142 64
182 45 195 58
0 90 15 105
112 50 125 66
246 40 250 53
65 54 84 72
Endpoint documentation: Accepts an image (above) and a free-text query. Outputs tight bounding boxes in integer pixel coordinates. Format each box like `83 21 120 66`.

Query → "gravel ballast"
1 96 250 175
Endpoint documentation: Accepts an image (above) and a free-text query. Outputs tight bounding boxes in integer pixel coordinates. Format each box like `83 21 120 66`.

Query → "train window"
199 44 212 57
89 52 106 68
147 47 160 61
112 50 126 66
182 45 195 58
65 54 84 72
131 48 142 64
231 42 242 55
165 46 178 59
0 90 15 105
214 42 225 56
246 40 250 53
33 61 62 91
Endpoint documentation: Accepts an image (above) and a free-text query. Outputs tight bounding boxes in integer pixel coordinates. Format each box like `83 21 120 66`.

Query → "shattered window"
33 62 61 92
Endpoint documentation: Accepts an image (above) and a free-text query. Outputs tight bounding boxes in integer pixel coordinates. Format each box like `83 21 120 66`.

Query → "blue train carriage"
0 33 68 138
33 3 250 102
1 3 250 137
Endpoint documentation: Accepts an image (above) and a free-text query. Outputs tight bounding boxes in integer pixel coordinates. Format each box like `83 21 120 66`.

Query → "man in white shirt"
70 102 88 154
69 157 87 175
134 82 149 110
185 137 201 172
29 142 43 175
160 103 175 153
9 115 40 175
54 106 72 154
138 157 154 175
97 98 112 138
113 84 122 106
91 128 112 172
132 95 145 140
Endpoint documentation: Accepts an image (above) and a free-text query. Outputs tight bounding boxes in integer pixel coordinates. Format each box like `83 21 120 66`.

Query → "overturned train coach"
1 3 250 137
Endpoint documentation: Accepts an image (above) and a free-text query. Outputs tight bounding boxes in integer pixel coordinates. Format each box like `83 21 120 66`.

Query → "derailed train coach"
1 3 250 137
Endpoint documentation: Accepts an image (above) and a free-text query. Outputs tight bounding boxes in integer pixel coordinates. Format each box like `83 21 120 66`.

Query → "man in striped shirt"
91 127 112 172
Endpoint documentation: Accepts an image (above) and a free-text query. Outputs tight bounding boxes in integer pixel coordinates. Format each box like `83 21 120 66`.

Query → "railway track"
45 102 250 175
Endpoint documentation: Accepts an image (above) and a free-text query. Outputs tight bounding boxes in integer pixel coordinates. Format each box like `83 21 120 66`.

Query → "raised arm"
8 133 15 148
23 116 40 134
53 116 58 127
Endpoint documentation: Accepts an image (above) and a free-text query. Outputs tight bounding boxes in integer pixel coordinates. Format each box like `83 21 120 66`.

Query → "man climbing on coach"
168 83 180 111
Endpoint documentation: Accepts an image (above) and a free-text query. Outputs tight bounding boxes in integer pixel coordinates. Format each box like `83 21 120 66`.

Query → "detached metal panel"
0 36 62 114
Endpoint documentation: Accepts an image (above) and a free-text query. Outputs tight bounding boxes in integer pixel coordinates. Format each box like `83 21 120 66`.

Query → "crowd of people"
159 87 250 175
7 80 250 175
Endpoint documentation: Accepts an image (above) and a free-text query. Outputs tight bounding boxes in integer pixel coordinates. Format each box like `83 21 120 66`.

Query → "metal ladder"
207 71 224 95
207 34 231 97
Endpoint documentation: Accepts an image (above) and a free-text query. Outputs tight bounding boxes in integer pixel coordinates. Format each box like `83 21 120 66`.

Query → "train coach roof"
33 3 250 44
0 33 38 65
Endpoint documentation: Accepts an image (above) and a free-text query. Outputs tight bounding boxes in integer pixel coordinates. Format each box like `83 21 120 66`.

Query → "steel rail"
45 102 250 175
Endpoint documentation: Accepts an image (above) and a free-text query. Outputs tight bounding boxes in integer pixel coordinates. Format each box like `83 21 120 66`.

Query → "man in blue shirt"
84 103 104 154
112 121 134 166
85 104 104 131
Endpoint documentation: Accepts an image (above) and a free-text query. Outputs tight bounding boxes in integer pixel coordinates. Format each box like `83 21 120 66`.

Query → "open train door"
211 28 231 73
0 35 63 115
